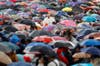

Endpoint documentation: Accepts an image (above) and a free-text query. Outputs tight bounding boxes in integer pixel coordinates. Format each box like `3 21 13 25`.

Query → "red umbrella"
59 20 76 27
32 35 53 43
52 36 67 41
37 8 49 13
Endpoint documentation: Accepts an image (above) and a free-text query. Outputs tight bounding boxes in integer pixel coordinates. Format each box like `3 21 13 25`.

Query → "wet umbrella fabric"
0 51 12 64
80 39 100 46
81 47 100 56
49 40 76 49
0 43 11 53
4 25 18 32
0 42 19 51
24 42 52 53
30 46 56 58
72 63 93 66
29 30 53 38
82 16 97 22
7 61 33 66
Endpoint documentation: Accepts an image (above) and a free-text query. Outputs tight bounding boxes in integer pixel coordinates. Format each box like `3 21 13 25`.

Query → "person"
42 14 56 27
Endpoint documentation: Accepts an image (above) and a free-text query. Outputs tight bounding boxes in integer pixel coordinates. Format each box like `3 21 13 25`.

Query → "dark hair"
0 62 7 66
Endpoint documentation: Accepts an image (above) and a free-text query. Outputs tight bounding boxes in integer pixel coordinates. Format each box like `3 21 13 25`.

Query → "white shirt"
42 17 55 26
48 59 60 66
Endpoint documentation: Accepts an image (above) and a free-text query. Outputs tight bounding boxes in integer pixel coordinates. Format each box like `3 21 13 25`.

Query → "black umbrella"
4 25 18 33
29 30 53 38
49 40 76 49
20 19 36 29
30 46 56 58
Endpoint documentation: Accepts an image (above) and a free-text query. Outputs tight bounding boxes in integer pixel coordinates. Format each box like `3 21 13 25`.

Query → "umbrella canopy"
0 44 11 53
0 51 12 64
84 32 100 39
37 8 49 14
24 42 51 53
81 47 100 56
8 61 33 66
29 30 53 38
62 7 72 12
72 63 93 66
49 40 76 49
0 42 19 51
80 39 100 46
32 35 53 43
76 29 97 39
52 36 67 41
59 20 76 27
82 16 97 22
4 25 18 33
29 46 56 58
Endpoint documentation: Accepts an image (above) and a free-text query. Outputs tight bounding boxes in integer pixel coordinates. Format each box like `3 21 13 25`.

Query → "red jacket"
10 0 17 3
57 48 69 65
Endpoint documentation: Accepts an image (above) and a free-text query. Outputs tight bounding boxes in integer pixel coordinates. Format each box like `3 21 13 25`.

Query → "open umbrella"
29 46 56 58
52 36 67 41
0 43 11 53
84 32 100 39
8 61 33 66
32 35 53 43
62 7 72 12
29 30 53 38
82 16 97 22
81 47 100 56
24 42 51 53
0 51 12 64
72 63 93 66
0 42 19 51
59 20 76 27
80 39 100 46
4 25 18 33
49 40 76 49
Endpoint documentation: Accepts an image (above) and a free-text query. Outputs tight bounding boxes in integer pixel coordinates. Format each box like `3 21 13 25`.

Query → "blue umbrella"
7 62 33 66
82 16 97 22
76 29 97 40
80 39 100 46
24 42 52 53
81 47 100 56
90 14 99 18
72 63 93 66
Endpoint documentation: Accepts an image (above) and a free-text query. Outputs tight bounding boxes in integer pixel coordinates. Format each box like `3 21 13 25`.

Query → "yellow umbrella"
62 7 72 12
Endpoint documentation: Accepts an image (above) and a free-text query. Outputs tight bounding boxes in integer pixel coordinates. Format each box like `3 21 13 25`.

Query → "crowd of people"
0 0 100 66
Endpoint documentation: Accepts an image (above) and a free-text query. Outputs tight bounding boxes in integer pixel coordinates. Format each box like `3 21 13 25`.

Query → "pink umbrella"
0 2 5 5
59 20 76 27
13 24 30 31
32 35 53 43
52 36 67 41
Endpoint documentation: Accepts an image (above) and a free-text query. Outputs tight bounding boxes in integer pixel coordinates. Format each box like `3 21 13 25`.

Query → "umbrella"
82 16 97 22
81 47 100 56
52 36 67 41
20 19 36 27
8 61 33 66
24 42 51 53
32 35 53 43
72 52 91 59
0 51 12 64
90 14 99 18
0 44 11 53
4 25 18 33
62 7 72 12
37 8 49 14
0 42 19 51
59 20 76 27
29 30 53 38
80 39 100 46
84 32 100 39
30 46 56 58
76 29 97 40
72 63 93 66
49 40 76 49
